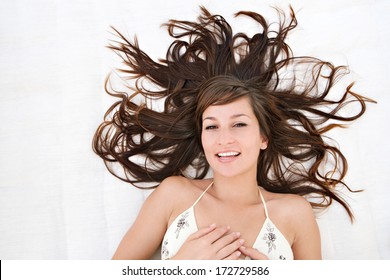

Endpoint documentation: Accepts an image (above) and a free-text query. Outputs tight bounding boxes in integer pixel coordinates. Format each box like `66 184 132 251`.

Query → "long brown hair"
93 6 375 219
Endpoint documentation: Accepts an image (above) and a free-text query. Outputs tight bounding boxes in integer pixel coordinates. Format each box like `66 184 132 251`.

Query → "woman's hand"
239 246 268 260
171 224 245 260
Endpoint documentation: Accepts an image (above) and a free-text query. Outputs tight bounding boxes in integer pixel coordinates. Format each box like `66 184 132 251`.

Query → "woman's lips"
215 151 241 162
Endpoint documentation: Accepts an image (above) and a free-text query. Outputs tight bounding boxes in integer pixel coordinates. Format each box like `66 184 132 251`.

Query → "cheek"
245 133 264 155
201 132 210 151
201 132 216 161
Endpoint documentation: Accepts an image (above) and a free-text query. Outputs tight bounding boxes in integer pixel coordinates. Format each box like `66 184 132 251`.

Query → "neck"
212 173 259 205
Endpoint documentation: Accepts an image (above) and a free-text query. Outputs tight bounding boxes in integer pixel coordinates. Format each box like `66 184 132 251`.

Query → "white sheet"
0 0 389 259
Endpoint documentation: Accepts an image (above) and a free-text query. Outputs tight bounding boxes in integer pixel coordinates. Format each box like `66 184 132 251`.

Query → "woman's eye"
234 123 247 128
205 125 217 130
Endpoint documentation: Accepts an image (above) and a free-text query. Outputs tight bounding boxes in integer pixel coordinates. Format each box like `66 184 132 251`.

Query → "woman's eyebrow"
203 114 250 122
202 116 216 122
231 113 250 119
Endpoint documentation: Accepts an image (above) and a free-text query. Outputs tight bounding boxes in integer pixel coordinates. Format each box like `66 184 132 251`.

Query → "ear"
260 135 268 150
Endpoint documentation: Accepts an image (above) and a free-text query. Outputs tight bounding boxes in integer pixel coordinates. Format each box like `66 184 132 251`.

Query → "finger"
212 231 241 251
216 235 245 259
203 225 231 244
223 250 242 260
188 223 217 240
239 246 268 260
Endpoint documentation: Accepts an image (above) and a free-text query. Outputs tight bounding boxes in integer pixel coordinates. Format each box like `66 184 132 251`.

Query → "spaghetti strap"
258 188 269 218
191 181 214 207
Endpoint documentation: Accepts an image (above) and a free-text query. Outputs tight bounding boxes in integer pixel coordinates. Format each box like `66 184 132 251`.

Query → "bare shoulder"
280 193 313 213
262 190 315 224
151 176 213 213
155 176 210 197
155 176 189 195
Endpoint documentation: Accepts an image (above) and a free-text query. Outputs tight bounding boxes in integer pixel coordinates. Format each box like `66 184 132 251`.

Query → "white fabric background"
0 0 389 259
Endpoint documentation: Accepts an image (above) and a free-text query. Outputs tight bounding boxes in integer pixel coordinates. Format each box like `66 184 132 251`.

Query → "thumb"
239 246 268 260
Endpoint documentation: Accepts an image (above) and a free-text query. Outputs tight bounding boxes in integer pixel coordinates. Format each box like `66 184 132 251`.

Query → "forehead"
202 97 254 118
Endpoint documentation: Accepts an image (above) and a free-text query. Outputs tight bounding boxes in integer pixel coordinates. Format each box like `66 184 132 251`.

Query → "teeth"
217 152 240 157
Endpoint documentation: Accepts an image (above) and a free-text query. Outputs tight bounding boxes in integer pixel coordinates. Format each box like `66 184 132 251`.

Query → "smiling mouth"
216 152 241 158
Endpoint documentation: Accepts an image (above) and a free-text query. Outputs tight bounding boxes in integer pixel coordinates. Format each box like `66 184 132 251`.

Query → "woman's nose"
217 129 235 145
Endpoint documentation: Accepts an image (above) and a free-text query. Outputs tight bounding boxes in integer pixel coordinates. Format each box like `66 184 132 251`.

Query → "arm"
291 198 322 260
112 178 175 260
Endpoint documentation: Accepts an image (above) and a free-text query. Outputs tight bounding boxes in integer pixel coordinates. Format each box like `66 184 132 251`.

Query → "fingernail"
236 251 241 257
209 223 216 228
233 232 241 237
239 239 245 244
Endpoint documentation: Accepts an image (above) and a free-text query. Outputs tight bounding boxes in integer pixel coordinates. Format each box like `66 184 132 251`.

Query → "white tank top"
161 182 293 260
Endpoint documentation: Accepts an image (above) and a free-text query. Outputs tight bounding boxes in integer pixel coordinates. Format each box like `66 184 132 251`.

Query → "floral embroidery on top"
174 212 190 238
161 240 169 259
263 222 277 253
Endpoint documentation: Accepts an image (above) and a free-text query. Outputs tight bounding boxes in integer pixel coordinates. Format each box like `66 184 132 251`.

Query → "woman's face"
201 96 268 179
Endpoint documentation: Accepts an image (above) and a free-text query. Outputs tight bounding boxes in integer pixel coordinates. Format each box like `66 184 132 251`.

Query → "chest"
162 198 294 260
194 200 268 247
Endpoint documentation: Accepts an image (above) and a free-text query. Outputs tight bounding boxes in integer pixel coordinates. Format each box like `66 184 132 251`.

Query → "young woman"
93 6 374 260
